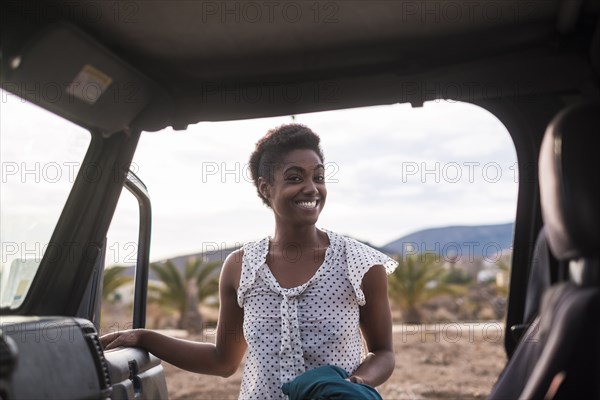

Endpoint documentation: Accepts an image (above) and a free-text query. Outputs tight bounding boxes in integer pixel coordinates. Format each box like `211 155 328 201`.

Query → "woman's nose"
303 179 318 194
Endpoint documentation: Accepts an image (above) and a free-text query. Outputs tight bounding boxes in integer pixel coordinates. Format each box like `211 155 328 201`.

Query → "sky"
1 91 518 267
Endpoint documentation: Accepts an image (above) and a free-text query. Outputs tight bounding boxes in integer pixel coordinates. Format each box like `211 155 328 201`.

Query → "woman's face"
260 149 327 227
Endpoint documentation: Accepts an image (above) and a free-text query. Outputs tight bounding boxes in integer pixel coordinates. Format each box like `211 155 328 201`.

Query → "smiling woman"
101 123 400 400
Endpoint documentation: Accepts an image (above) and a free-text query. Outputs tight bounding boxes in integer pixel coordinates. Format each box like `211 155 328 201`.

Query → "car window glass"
0 89 91 309
100 188 138 334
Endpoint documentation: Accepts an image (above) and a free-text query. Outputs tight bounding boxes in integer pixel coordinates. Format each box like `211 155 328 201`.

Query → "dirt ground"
162 322 506 399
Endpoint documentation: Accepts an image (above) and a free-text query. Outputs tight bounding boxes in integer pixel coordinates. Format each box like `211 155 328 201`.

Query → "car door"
0 22 169 399
78 171 169 400
0 133 169 400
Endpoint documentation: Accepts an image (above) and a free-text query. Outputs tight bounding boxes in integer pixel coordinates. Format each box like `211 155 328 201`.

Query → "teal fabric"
281 365 383 400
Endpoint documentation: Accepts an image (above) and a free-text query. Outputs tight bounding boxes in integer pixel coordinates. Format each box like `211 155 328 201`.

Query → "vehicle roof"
2 0 599 132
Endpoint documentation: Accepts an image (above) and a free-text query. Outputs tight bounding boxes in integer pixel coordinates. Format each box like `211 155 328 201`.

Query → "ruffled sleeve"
343 235 398 306
237 237 269 307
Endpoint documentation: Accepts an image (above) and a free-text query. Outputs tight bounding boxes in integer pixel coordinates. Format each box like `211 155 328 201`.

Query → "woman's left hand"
346 375 368 385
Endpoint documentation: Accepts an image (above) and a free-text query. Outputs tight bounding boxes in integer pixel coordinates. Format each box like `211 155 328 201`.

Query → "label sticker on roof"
66 64 113 105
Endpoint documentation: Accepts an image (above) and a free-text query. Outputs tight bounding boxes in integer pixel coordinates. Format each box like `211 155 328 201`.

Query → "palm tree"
494 257 511 296
388 253 456 324
102 265 133 302
149 257 221 333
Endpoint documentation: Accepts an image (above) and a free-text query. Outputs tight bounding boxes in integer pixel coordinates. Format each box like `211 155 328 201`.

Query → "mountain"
382 223 514 256
142 236 386 280
124 224 514 279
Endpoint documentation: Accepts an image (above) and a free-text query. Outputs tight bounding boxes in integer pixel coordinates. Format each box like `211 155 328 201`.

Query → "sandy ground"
162 322 506 399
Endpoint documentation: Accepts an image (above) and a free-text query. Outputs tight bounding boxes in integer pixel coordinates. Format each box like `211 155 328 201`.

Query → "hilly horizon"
134 222 514 279
381 222 514 256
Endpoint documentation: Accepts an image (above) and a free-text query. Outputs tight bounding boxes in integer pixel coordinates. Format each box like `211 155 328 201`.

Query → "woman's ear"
258 177 270 200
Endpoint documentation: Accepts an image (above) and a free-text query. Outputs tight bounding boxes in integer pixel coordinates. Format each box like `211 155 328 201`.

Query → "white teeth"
296 200 317 209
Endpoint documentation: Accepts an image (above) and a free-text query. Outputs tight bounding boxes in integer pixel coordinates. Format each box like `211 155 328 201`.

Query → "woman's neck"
270 224 326 249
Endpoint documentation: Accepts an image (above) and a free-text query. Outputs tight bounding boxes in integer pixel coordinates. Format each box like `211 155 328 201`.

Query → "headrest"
539 103 600 260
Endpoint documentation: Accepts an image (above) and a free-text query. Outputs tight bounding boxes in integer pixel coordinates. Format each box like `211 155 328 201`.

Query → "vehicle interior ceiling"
1 0 599 358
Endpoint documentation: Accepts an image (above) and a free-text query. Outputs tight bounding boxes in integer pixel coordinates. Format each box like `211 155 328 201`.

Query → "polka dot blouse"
236 229 398 400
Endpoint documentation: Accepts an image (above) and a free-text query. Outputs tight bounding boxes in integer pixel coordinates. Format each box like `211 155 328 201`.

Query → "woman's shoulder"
222 236 267 293
322 230 397 306
222 235 267 271
324 229 383 253
239 236 269 262
221 248 244 287
224 248 244 267
324 229 398 271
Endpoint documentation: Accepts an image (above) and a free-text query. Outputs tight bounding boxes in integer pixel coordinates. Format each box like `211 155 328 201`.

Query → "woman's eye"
314 175 325 183
286 176 302 182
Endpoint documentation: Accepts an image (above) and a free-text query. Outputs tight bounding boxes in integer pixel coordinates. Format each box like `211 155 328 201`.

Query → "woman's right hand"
100 329 145 351
94 251 248 376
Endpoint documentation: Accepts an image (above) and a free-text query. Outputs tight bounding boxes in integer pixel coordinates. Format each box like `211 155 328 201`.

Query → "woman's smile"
295 199 319 210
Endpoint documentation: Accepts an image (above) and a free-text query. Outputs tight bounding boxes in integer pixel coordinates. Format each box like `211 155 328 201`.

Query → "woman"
101 124 397 399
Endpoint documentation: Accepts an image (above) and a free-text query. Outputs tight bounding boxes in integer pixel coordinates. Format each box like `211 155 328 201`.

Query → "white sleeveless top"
236 230 397 400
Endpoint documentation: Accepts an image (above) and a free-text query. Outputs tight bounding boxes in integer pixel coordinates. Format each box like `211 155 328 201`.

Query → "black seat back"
524 228 559 324
489 102 600 400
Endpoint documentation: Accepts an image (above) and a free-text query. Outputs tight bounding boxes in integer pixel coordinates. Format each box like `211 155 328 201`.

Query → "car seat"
508 227 560 346
488 102 600 400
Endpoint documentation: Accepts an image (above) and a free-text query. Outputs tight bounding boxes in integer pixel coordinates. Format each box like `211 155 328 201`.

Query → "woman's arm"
348 264 395 387
100 250 247 377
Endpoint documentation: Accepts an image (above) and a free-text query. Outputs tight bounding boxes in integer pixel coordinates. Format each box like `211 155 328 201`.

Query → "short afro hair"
249 124 324 207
